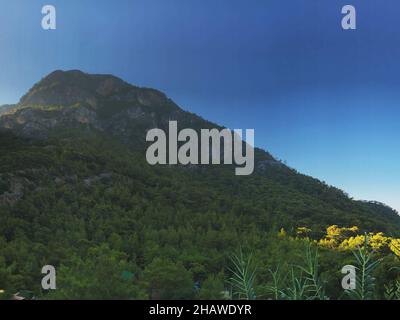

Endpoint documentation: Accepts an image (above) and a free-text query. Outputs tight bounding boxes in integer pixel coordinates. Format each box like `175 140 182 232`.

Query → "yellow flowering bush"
326 225 342 240
318 238 337 249
348 226 359 233
325 225 358 241
389 239 400 257
296 227 311 235
286 224 400 258
339 235 365 250
338 233 389 251
368 232 390 251
278 228 286 238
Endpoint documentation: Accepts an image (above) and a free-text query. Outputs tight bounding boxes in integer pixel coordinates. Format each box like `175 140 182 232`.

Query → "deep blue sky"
1 1 399 211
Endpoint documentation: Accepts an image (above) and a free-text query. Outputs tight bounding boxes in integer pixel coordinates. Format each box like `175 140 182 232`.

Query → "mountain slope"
0 70 399 298
0 104 15 116
1 70 397 227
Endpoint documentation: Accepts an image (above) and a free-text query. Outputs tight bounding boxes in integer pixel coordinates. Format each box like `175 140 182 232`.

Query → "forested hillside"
0 71 399 299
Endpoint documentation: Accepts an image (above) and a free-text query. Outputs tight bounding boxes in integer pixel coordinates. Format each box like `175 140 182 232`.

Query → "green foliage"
0 131 399 299
197 273 225 300
45 245 144 300
229 242 395 301
265 267 284 300
268 245 327 300
280 269 310 300
141 258 194 300
384 280 400 300
228 249 258 300
345 237 382 300
297 244 326 300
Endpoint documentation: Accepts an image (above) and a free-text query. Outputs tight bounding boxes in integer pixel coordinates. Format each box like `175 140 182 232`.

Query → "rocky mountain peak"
0 70 184 140
19 70 134 108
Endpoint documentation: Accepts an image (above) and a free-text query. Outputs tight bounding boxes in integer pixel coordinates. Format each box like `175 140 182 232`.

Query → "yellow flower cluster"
296 227 312 235
318 225 359 248
348 226 359 233
326 225 342 239
278 228 287 238
339 235 366 250
337 232 390 251
318 238 338 249
287 225 400 258
326 225 359 239
369 232 390 250
390 239 400 257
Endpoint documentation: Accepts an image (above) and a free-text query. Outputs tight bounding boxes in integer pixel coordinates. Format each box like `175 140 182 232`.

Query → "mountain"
0 70 399 298
0 104 15 116
1 70 398 228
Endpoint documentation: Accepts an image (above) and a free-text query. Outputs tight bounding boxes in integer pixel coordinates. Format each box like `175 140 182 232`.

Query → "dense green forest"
0 130 399 300
1 71 400 300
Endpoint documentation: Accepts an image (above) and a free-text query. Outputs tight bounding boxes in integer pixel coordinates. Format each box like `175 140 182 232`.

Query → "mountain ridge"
0 70 398 229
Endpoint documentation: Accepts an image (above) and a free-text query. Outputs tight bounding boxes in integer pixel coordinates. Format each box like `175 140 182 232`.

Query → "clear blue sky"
1 0 399 211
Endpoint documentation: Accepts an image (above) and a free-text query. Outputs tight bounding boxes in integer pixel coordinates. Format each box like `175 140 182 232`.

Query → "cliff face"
19 70 133 107
0 70 192 141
